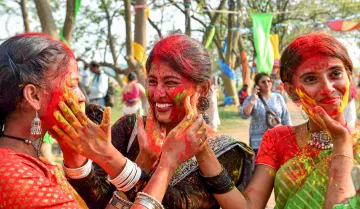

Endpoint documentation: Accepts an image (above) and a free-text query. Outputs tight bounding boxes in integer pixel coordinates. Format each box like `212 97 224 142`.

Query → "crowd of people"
0 31 359 209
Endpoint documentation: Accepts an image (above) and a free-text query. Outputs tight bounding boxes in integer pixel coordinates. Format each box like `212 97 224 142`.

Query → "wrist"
158 156 178 174
333 143 353 155
63 154 88 168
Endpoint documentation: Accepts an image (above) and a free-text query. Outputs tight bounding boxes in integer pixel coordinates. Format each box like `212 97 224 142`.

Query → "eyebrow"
299 65 343 78
148 75 181 80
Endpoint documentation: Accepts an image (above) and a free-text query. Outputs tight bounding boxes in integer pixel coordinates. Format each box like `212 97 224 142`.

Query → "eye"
303 76 317 83
148 79 157 85
165 81 180 86
330 70 342 78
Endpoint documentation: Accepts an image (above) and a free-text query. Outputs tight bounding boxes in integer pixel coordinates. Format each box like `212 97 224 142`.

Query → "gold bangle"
331 153 354 163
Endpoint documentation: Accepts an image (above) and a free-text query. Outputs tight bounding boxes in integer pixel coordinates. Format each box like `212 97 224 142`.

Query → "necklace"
0 134 43 157
306 121 333 150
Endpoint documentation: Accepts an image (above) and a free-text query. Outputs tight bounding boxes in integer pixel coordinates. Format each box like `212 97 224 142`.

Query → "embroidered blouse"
68 114 255 209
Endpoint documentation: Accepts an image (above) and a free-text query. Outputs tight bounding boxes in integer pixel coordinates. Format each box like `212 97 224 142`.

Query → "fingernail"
58 102 65 109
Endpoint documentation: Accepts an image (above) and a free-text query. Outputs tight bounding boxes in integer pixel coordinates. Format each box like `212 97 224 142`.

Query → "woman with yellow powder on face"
174 33 360 209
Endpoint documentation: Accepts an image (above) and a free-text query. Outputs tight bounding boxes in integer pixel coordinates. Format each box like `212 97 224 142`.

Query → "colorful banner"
251 13 274 74
327 20 360 31
241 51 250 85
218 59 235 80
133 42 147 66
205 26 216 48
270 34 280 60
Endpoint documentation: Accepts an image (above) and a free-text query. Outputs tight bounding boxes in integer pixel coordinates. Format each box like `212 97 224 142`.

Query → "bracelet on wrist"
110 190 133 209
331 153 354 164
134 192 164 209
108 158 144 192
63 159 92 179
199 165 235 194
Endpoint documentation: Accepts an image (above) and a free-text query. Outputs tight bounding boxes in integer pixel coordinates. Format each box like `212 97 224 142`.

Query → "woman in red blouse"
188 33 360 209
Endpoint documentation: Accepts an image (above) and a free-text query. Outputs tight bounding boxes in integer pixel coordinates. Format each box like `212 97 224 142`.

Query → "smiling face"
291 55 350 117
147 59 197 124
40 58 86 129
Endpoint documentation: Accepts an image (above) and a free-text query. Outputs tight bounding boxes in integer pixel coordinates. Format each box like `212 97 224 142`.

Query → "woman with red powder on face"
62 34 254 209
0 33 204 209
180 33 360 209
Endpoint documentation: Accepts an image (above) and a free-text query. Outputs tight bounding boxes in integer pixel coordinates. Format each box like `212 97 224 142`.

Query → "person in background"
240 72 292 155
79 64 91 88
88 61 108 106
343 84 358 128
122 72 146 115
207 76 221 132
238 84 249 106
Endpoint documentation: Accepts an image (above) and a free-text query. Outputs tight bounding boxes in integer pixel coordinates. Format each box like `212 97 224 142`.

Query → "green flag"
251 13 274 74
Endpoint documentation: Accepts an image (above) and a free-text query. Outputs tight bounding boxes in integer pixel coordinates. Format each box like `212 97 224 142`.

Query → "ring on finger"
103 122 111 126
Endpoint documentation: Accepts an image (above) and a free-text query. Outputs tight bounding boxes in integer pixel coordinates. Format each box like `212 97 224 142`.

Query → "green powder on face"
174 90 187 105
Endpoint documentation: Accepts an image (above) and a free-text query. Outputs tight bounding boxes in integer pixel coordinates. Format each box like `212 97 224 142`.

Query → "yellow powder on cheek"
338 80 350 113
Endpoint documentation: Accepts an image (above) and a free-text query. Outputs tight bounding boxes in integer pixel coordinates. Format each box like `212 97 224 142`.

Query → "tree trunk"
134 0 148 113
184 0 191 36
63 0 75 45
134 0 147 86
20 0 30 32
124 0 136 68
222 0 239 105
232 0 250 85
34 0 58 40
201 0 226 45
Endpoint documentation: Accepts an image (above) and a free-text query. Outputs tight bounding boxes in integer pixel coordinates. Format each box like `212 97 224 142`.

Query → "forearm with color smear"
325 145 356 209
197 145 274 209
196 144 250 209
130 161 175 209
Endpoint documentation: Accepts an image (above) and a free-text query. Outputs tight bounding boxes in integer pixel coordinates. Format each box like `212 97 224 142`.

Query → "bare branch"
148 17 163 38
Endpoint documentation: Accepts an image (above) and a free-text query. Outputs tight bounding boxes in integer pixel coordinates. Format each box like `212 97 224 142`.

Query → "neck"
260 91 271 99
164 122 178 136
0 113 45 158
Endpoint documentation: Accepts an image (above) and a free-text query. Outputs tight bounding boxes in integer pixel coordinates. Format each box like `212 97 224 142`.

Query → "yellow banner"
133 42 146 66
270 34 281 60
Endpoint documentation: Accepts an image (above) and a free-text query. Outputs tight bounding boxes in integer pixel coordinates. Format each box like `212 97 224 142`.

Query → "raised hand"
52 98 113 161
160 95 208 171
313 106 352 151
136 108 166 172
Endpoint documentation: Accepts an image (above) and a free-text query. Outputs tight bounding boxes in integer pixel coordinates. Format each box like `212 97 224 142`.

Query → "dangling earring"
30 111 42 136
197 96 210 124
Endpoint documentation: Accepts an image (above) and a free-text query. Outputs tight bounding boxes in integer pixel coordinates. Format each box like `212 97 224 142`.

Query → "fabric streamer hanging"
251 13 274 74
133 42 147 67
205 26 216 48
327 20 360 31
218 59 235 80
60 0 82 46
241 51 250 85
270 34 280 70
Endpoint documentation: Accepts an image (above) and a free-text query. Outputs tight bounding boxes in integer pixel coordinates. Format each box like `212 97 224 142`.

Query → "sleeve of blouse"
255 130 280 170
161 146 246 209
68 115 134 209
279 95 292 126
0 161 80 208
239 95 253 119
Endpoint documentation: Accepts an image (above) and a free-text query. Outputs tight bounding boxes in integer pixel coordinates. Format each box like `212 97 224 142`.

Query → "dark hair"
90 61 100 68
85 103 104 125
280 32 353 83
128 72 137 82
0 33 74 125
254 72 270 86
146 34 211 83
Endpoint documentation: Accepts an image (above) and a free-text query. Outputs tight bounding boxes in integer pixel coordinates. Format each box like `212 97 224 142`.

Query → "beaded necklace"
306 121 333 150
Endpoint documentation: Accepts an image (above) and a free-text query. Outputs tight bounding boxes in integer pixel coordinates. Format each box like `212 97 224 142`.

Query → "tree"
34 0 58 39
19 0 30 32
